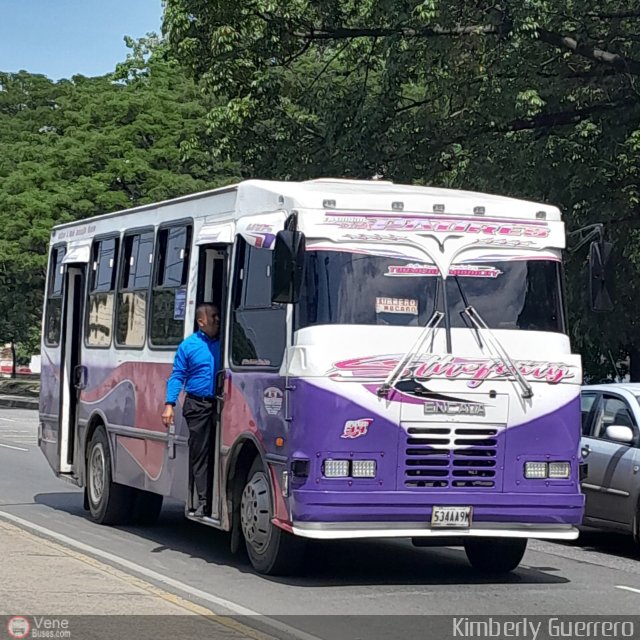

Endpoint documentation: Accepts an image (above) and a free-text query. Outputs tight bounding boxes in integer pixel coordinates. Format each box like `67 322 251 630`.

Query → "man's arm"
162 343 189 426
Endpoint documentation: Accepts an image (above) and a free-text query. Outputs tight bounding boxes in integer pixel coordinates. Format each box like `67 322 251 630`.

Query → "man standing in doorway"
162 303 221 517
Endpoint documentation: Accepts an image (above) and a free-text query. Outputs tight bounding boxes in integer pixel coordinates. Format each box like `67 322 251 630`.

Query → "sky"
1 0 164 80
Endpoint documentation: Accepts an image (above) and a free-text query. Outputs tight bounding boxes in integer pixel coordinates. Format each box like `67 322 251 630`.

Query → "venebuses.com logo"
6 616 71 639
7 617 30 639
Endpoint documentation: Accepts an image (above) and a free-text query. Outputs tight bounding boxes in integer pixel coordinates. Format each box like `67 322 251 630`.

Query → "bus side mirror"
588 240 614 312
271 230 306 304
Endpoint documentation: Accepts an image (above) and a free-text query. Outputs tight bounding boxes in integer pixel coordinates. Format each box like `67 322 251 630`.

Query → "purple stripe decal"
289 380 582 525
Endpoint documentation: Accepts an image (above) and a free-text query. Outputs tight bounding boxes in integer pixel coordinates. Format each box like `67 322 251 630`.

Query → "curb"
0 395 39 410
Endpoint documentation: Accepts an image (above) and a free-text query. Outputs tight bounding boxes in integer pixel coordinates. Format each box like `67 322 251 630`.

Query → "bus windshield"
295 250 565 333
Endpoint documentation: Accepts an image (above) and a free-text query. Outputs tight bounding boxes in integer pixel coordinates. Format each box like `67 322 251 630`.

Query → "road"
2 406 640 638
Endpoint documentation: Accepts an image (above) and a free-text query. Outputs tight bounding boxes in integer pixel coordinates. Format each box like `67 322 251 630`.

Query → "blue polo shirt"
166 331 221 405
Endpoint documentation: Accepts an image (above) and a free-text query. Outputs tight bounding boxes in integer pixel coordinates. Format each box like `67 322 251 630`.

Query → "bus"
39 178 585 575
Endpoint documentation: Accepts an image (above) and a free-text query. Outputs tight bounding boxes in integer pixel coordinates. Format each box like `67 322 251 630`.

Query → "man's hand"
162 404 175 427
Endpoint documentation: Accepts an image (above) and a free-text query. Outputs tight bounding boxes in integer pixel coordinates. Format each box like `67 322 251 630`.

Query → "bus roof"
51 178 562 232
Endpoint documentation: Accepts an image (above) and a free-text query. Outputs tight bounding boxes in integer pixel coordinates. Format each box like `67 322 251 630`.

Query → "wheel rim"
89 442 106 506
240 471 272 554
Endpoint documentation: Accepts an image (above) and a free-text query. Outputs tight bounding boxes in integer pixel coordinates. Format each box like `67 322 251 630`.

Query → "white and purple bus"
39 179 584 575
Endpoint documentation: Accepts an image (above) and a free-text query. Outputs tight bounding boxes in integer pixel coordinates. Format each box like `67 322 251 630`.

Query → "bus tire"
131 489 164 525
240 457 305 575
86 427 134 525
464 537 527 574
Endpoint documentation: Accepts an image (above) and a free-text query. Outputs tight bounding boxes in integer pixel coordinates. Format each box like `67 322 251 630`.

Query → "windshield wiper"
377 310 444 398
463 305 534 399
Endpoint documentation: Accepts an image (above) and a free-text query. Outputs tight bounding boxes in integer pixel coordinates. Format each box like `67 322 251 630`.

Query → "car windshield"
295 250 565 333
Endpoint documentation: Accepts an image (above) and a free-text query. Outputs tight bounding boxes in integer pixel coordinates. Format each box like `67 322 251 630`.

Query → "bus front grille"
403 425 501 489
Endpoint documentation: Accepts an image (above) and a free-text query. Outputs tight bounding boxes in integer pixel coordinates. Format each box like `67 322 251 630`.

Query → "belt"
186 393 215 403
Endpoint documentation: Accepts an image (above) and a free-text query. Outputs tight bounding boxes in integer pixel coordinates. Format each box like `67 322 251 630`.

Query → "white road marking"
0 443 28 451
616 585 640 595
0 511 323 640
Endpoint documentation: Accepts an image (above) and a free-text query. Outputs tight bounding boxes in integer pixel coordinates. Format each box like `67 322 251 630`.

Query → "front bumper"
291 521 579 540
289 488 584 539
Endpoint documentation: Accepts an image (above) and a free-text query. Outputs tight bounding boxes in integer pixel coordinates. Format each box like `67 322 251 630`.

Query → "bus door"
196 228 232 519
58 262 87 475
40 244 66 475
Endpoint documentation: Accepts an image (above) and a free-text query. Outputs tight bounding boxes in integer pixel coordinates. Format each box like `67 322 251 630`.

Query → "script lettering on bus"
341 418 374 439
322 214 550 238
385 264 502 278
56 224 96 240
328 355 576 387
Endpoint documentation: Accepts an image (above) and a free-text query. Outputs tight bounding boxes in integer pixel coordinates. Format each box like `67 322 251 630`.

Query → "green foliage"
164 0 640 379
0 37 241 356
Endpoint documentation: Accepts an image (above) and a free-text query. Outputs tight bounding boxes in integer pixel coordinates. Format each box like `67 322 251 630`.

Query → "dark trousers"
182 396 215 505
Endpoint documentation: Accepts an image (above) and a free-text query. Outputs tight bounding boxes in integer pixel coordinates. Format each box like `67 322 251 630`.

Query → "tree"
0 37 241 365
164 0 640 380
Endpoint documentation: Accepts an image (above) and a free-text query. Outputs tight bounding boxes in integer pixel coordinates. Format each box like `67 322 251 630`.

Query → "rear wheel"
240 457 305 575
464 537 527 574
86 427 134 525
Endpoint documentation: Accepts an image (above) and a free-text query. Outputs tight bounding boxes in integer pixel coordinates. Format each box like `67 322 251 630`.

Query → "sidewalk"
0 518 268 639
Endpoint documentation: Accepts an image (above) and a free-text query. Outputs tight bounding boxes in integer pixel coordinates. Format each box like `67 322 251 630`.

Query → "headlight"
548 461 571 479
523 461 571 479
524 461 548 479
323 459 350 478
351 459 377 478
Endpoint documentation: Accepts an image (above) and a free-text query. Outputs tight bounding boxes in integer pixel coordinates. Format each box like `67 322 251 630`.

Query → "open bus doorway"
191 244 229 521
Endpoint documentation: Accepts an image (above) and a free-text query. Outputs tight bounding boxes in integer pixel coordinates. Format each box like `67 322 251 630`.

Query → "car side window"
593 395 636 441
580 392 598 436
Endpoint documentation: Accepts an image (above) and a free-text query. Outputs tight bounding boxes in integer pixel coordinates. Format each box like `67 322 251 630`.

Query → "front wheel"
240 458 305 575
86 427 134 525
464 537 527 574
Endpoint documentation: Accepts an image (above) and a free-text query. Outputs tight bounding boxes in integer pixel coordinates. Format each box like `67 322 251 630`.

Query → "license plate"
431 506 472 528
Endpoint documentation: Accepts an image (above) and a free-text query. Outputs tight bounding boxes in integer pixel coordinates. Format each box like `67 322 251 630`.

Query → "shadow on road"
33 490 569 588
563 527 639 561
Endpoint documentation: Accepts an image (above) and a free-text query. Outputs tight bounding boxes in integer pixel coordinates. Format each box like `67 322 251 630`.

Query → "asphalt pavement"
2 406 640 640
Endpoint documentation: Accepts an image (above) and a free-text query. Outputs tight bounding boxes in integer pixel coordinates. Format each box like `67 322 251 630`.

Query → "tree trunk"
10 340 16 379
629 346 640 382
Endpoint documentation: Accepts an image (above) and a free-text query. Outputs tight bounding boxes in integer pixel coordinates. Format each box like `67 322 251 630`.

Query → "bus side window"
44 245 66 347
116 230 154 348
86 237 119 348
150 224 192 347
230 238 286 368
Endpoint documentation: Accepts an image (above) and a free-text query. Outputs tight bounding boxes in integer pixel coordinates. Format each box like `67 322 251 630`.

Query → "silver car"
580 383 640 538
